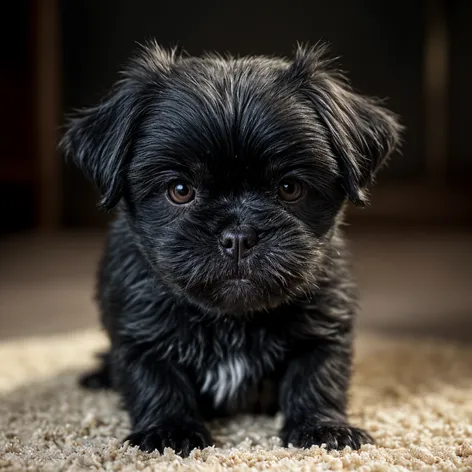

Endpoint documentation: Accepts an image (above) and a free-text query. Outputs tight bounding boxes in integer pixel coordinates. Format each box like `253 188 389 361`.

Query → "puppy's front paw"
126 421 213 456
79 369 111 390
282 421 373 450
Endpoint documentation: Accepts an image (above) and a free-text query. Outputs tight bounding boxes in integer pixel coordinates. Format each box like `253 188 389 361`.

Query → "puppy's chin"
181 278 296 316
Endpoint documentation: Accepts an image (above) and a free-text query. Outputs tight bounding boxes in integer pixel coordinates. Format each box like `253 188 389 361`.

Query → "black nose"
220 226 258 261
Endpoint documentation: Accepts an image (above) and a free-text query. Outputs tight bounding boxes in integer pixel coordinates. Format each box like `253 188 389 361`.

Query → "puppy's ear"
60 42 176 210
60 84 138 210
287 44 403 206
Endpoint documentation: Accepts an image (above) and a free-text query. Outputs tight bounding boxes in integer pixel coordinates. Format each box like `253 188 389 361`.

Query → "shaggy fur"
61 42 402 457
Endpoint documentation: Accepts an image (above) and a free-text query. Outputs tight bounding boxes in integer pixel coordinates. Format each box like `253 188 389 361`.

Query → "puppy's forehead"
140 57 337 179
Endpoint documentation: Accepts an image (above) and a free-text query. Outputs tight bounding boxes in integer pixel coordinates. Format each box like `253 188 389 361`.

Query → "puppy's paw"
79 353 112 390
79 368 112 390
282 421 373 450
126 422 213 456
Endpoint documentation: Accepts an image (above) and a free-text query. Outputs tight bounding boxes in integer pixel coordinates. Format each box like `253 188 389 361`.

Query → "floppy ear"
287 44 403 206
60 83 139 210
60 42 176 210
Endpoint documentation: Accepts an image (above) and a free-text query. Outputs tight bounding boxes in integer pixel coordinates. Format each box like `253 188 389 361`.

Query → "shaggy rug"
0 330 471 471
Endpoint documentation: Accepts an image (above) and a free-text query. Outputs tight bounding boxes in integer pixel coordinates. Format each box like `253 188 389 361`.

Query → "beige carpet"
0 330 471 471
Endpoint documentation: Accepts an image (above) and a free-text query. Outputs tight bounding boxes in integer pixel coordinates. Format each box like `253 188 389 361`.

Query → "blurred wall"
0 2 35 232
449 0 472 175
61 0 425 227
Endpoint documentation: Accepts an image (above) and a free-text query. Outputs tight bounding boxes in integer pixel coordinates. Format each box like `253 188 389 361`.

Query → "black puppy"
61 42 401 456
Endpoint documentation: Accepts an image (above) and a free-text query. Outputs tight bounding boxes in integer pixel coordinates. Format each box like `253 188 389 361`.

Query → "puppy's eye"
168 181 195 204
278 180 304 202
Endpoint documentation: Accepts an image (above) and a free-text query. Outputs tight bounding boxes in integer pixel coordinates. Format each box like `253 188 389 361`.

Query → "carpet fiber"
0 330 471 471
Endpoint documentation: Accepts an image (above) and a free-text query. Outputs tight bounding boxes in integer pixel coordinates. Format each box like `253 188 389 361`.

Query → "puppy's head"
61 42 402 315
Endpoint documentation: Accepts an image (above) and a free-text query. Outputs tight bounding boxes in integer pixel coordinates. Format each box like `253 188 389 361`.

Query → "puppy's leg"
279 340 373 450
79 352 112 390
115 348 213 456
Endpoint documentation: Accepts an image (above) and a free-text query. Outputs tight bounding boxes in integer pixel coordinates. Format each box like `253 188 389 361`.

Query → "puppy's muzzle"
220 226 258 262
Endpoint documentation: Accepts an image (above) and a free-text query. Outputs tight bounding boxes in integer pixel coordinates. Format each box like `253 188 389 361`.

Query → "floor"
0 226 471 342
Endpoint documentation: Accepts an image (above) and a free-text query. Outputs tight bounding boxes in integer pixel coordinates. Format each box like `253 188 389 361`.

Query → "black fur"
61 42 402 456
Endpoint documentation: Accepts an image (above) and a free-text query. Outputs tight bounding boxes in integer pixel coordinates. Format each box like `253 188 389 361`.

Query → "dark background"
0 0 470 341
2 0 471 231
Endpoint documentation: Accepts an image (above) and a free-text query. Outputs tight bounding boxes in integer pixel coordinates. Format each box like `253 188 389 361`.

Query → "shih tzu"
61 42 402 456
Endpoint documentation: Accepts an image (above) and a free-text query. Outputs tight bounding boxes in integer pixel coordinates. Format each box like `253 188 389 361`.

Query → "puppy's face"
62 43 402 314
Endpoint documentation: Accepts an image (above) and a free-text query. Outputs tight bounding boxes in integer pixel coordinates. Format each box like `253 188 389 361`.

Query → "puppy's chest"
179 322 287 407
